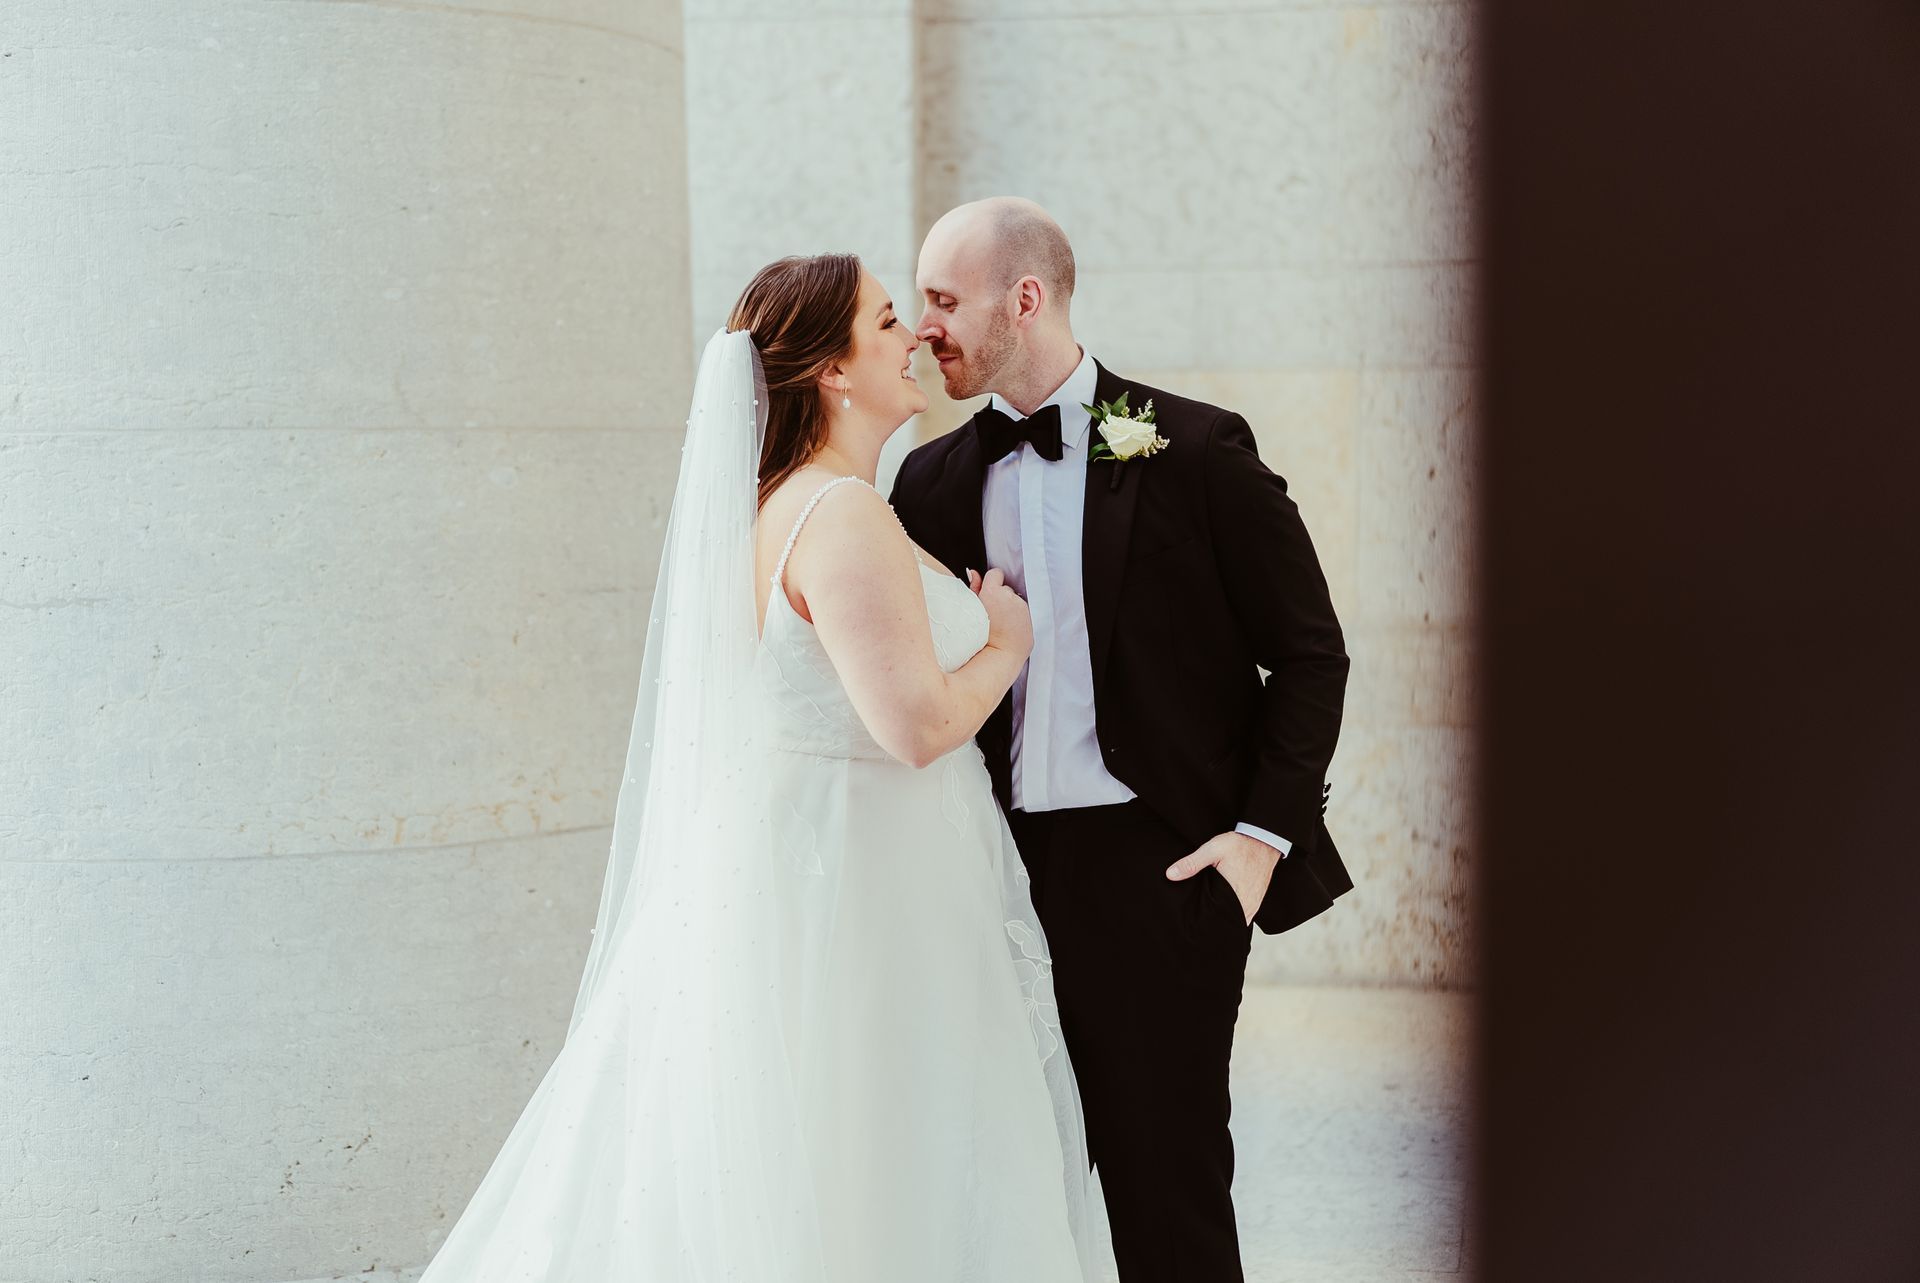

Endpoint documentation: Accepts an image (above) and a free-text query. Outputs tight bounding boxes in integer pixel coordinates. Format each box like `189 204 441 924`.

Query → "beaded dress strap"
771 475 872 588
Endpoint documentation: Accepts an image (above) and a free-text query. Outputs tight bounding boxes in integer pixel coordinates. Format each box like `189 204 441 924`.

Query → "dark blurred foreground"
1477 3 1920 1280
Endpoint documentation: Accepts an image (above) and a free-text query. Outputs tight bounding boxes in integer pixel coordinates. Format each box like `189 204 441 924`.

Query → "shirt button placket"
1018 445 1053 811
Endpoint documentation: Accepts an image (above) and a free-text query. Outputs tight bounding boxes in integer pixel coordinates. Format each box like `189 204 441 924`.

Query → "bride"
415 253 1113 1281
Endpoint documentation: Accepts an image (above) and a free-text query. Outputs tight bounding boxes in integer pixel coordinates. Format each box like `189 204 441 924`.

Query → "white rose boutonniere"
1083 391 1170 465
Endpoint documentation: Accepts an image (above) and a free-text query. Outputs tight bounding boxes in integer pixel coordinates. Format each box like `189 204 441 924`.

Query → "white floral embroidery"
782 801 822 876
920 570 990 672
1004 919 1062 1064
941 755 970 834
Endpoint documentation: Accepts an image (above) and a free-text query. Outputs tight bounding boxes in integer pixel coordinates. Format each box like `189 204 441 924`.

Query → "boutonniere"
1082 391 1170 465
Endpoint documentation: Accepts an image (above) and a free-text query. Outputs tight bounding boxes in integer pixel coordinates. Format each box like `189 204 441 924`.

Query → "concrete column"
0 2 690 1278
683 0 923 487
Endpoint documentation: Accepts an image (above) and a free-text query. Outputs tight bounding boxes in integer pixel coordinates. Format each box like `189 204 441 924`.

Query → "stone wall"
0 2 691 1278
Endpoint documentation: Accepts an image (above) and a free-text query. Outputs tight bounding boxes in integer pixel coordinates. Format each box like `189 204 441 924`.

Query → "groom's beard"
935 312 1018 401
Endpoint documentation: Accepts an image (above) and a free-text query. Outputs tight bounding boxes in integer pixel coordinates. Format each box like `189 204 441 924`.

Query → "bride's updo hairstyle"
727 253 863 508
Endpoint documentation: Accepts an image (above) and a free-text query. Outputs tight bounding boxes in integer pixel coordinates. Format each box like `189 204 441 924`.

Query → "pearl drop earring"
841 387 852 410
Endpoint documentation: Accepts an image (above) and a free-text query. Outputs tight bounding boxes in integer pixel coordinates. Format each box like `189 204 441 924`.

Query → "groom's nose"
916 312 941 343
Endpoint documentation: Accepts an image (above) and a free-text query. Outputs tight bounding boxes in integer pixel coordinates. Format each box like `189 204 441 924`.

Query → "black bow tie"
976 403 1064 464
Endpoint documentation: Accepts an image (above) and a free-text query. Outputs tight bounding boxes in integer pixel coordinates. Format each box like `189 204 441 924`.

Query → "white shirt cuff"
1235 821 1292 858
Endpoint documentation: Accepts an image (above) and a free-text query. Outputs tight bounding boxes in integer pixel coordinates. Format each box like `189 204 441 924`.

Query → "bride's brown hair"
727 253 863 508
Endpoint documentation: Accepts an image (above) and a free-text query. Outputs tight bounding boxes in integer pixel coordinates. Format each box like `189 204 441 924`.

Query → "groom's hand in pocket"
1166 832 1282 926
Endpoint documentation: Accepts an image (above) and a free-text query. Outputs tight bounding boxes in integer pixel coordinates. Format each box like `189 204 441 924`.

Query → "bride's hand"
967 567 1032 659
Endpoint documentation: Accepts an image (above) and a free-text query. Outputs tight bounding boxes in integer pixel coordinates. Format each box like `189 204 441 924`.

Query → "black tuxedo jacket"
890 360 1353 934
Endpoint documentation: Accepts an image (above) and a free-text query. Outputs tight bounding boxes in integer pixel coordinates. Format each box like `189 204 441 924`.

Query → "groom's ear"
1011 275 1047 328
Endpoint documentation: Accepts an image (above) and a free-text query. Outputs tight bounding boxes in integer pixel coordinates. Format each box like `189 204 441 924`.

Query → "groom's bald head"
925 196 1076 305
915 197 1079 401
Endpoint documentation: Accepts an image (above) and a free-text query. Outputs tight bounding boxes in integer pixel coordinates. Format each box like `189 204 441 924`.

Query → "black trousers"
1006 799 1254 1283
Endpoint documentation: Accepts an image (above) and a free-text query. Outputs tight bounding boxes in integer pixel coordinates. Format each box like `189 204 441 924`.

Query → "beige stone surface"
1 1 691 1278
1 4 688 432
1223 985 1473 1282
0 830 604 1281
683 2 927 487
922 13 1348 268
1356 369 1478 627
1 428 671 863
684 4 918 343
1196 264 1477 370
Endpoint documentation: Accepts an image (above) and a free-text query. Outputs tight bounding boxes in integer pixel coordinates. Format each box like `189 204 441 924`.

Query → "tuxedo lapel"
936 411 991 578
939 409 1009 806
1080 360 1142 698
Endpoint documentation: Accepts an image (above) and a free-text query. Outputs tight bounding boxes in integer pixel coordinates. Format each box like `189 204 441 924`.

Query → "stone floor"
1213 985 1473 1283
299 986 1473 1283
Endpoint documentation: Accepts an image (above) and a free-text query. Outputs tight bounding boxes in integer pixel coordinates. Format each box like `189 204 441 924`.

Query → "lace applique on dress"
1004 919 1062 1064
782 800 823 876
763 646 875 759
941 755 970 834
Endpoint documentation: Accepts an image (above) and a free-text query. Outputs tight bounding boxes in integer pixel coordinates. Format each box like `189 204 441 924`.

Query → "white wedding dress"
753 474 1101 1279
415 331 1110 1283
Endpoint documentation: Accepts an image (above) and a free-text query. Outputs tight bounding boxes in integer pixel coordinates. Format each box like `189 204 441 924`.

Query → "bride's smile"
832 269 929 425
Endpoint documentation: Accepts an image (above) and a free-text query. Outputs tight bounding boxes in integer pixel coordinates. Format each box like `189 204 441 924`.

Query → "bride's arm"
785 484 1029 770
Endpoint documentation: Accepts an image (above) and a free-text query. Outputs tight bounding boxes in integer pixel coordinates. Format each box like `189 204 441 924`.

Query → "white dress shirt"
983 348 1291 858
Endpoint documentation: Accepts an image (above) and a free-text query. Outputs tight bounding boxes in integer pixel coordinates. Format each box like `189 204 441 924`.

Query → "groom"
891 197 1352 1281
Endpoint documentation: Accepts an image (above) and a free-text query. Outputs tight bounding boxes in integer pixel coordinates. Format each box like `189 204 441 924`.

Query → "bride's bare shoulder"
757 471 908 577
